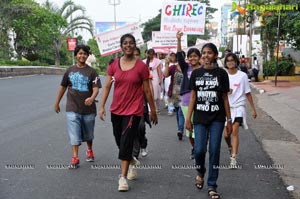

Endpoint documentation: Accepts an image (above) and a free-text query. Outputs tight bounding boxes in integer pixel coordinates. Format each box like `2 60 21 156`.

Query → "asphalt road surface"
0 75 292 199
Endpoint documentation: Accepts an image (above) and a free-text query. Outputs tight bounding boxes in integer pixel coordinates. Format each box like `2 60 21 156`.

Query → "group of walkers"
54 31 257 198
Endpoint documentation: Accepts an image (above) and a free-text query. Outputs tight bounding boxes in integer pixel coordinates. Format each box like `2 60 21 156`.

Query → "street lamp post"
108 0 121 30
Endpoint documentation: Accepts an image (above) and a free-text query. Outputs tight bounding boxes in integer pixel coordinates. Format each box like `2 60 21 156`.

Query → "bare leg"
231 122 240 156
121 160 130 177
87 140 93 150
72 145 79 157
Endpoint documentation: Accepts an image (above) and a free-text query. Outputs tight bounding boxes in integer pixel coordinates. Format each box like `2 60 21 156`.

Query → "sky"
35 0 224 41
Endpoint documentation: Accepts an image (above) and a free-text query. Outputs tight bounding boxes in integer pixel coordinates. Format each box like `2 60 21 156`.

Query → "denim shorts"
66 112 96 145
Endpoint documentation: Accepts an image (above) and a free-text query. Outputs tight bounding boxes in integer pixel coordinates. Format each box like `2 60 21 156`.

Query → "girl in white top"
224 52 257 168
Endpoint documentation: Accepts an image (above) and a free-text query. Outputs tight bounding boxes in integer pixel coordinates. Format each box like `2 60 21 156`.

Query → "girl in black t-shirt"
186 43 232 199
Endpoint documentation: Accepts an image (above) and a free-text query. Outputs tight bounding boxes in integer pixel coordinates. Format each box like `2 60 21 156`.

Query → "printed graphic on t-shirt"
195 72 219 112
69 72 89 91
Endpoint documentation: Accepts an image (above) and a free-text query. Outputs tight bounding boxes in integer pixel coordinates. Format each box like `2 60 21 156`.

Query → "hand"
252 110 257 119
85 97 94 106
165 57 170 65
176 31 183 39
99 107 106 121
226 121 233 135
150 111 158 125
185 119 193 132
54 104 60 113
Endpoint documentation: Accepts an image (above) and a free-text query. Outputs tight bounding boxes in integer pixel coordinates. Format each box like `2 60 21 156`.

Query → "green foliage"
263 58 295 76
0 59 48 66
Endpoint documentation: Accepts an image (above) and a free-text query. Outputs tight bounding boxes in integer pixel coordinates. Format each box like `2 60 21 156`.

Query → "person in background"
144 49 163 113
132 47 152 158
165 53 185 140
54 44 101 169
186 43 232 199
86 46 97 67
252 56 259 82
223 52 257 168
99 34 157 192
176 31 201 159
221 49 231 66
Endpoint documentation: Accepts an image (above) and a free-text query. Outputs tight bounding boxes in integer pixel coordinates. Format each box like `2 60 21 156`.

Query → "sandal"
195 176 204 189
208 189 221 199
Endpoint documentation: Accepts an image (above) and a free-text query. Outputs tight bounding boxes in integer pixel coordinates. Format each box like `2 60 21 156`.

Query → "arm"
54 86 67 113
99 75 113 121
85 87 99 106
164 56 170 77
246 92 257 119
143 79 158 125
185 90 196 131
223 92 233 134
157 63 163 85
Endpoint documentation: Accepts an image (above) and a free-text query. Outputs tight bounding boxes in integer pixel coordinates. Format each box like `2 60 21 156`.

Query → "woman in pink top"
99 34 158 192
144 49 163 113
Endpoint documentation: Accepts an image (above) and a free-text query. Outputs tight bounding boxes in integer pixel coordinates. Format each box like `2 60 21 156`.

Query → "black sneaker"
190 148 195 160
177 132 183 140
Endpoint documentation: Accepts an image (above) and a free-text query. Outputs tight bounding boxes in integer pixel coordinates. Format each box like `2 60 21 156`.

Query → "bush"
0 59 48 66
263 58 295 76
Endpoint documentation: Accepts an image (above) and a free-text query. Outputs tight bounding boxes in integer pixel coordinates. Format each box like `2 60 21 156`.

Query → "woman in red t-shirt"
99 34 157 192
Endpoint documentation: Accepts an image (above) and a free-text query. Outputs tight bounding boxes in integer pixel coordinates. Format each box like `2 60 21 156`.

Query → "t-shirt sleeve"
220 69 230 93
177 52 188 73
107 62 115 76
60 70 70 87
140 62 150 81
91 69 102 88
189 70 197 91
243 73 251 93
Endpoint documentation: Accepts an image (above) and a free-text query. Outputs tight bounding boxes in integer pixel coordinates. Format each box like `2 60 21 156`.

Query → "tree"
10 0 66 61
44 0 94 67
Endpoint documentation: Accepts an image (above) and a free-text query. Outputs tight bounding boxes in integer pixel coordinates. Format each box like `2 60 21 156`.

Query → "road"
0 75 292 199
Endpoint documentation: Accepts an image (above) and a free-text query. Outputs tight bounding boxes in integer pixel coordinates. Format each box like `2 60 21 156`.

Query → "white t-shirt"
228 70 251 106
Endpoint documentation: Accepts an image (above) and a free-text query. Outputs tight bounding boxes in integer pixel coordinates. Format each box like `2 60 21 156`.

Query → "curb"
250 82 265 94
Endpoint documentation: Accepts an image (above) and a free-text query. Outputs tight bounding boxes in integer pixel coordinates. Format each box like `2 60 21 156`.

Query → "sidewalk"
250 80 300 198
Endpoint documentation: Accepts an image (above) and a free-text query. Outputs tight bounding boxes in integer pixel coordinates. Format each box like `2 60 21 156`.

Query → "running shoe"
118 176 129 191
69 157 79 169
86 149 94 162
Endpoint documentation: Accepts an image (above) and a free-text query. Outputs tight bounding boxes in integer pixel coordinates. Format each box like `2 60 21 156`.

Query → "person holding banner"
99 34 158 192
144 49 163 113
185 43 232 199
176 31 202 159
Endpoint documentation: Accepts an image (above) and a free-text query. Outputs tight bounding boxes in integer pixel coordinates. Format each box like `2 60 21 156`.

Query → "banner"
151 31 187 49
95 23 144 56
95 22 127 34
161 1 206 35
67 38 77 51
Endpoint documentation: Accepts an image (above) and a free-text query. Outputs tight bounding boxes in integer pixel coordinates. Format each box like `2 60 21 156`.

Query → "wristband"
227 118 232 122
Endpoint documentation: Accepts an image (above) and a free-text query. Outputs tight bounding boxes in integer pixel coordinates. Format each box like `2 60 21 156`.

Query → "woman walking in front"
99 34 157 192
186 43 232 199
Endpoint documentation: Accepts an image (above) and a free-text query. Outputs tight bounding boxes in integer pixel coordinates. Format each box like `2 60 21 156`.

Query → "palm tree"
44 0 94 67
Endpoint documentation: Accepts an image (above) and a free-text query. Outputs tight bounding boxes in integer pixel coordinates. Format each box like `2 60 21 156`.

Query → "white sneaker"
118 176 129 191
141 148 148 157
230 155 238 169
127 165 137 180
132 157 141 166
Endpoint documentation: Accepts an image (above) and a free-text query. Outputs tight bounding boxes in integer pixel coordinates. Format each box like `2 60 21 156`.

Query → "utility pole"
109 0 120 30
275 11 281 87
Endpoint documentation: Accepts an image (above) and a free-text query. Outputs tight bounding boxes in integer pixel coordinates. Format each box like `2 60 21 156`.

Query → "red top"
107 58 149 116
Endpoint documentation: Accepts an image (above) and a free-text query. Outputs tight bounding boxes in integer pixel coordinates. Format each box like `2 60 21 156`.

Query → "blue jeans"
194 122 224 189
66 112 96 146
175 106 184 133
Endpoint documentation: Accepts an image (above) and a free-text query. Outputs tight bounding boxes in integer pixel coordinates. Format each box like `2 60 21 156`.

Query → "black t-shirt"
61 65 101 114
190 67 229 125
